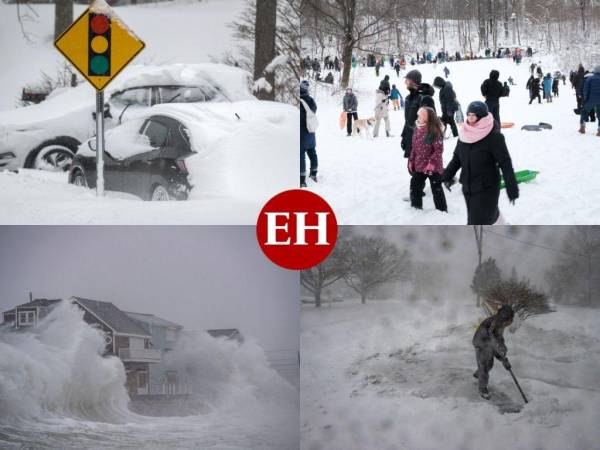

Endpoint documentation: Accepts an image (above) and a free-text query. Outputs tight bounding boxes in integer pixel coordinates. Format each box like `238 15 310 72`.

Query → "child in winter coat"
342 88 359 136
408 107 448 212
389 84 404 111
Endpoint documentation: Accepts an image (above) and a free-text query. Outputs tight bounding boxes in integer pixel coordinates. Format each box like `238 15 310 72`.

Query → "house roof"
207 328 243 341
124 311 183 330
71 297 150 337
3 298 62 315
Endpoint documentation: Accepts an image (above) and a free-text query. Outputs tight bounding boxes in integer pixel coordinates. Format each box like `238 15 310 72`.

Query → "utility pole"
474 226 484 309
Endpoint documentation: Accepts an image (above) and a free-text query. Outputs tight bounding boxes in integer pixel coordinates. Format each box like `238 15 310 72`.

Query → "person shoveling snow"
472 305 516 400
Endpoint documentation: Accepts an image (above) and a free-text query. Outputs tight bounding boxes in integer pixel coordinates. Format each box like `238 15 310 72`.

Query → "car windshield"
159 85 226 103
110 88 150 107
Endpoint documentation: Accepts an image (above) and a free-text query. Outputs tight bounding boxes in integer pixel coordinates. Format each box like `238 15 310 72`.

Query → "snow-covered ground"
306 56 600 224
301 299 600 450
0 0 297 224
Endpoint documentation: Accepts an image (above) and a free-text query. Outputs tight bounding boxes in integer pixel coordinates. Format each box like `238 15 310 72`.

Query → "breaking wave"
0 301 131 426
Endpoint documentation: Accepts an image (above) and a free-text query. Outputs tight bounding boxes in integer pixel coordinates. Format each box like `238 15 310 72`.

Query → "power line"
483 229 581 256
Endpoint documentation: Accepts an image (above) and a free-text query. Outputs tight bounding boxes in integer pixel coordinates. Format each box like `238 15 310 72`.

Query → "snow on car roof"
0 63 252 129
110 63 254 101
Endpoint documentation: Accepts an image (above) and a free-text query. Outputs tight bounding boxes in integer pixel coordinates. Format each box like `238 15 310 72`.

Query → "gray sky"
0 226 298 352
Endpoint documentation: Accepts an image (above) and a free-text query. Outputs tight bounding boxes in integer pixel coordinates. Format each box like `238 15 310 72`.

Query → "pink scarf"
459 113 494 144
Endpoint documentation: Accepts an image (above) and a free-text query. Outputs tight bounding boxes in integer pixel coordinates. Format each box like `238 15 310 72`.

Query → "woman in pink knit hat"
408 106 447 212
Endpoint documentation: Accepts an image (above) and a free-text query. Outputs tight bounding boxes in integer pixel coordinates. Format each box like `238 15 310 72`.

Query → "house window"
165 328 177 342
18 311 35 325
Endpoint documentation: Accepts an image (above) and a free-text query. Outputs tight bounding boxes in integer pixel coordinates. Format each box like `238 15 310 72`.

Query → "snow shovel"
505 363 528 404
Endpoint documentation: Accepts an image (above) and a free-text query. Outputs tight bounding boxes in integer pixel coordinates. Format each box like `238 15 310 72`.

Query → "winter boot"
579 125 586 134
300 175 307 188
479 387 490 400
386 130 391 137
309 171 318 183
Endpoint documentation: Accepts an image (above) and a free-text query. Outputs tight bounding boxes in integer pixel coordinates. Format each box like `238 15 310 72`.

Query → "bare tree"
300 238 351 307
345 235 411 304
484 278 553 320
54 0 73 40
303 0 404 88
254 0 278 100
545 227 600 307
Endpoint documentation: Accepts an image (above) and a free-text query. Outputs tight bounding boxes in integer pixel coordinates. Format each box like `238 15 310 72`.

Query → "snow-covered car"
69 100 298 201
0 64 253 172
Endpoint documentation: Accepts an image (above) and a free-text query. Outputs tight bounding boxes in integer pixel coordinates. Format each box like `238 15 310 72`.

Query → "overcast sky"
0 226 298 352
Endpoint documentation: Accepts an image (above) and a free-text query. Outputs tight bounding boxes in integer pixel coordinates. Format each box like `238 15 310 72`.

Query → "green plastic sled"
500 170 539 189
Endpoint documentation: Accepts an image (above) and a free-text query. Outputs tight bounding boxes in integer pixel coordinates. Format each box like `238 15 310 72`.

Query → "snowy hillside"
301 299 600 450
304 56 600 224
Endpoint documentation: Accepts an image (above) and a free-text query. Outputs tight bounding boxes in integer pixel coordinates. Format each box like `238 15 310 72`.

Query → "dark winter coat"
300 93 317 150
401 83 435 158
379 77 391 96
443 123 519 224
481 70 505 105
582 71 600 106
473 315 509 357
343 92 358 112
528 77 541 96
435 78 458 116
573 67 586 95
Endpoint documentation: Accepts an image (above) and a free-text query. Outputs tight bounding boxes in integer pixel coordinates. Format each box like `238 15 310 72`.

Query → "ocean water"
0 302 298 449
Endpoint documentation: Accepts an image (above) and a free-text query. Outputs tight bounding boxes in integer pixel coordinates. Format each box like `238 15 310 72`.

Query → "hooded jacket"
343 91 358 112
582 67 600 106
481 70 505 104
434 77 458 116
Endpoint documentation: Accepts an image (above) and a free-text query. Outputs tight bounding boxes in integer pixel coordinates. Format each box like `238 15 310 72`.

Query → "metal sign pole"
96 89 104 197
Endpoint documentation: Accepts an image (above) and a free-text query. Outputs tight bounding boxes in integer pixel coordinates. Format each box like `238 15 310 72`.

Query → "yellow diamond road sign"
54 0 145 91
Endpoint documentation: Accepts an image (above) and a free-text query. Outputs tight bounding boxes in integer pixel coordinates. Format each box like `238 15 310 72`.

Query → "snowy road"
301 299 600 450
306 57 600 224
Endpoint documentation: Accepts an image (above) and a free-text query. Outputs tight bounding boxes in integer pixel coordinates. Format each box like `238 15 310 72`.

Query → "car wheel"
71 170 88 188
33 144 75 172
150 184 170 201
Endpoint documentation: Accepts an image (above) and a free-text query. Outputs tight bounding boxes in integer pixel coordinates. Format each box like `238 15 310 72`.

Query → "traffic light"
88 13 111 77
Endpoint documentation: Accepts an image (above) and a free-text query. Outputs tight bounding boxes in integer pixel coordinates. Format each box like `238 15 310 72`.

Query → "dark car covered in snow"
69 114 194 201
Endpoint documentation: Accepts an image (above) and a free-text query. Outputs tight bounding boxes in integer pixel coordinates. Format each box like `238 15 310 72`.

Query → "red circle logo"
256 189 338 270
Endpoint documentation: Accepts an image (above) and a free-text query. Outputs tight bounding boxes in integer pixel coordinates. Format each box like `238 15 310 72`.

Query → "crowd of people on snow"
299 47 600 224
301 46 533 81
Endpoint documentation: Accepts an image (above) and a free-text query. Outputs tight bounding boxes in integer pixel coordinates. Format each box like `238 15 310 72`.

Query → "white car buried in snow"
0 63 254 172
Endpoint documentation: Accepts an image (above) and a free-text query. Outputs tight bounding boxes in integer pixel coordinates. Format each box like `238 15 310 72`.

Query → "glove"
502 358 511 370
443 177 456 191
408 160 414 175
424 162 435 175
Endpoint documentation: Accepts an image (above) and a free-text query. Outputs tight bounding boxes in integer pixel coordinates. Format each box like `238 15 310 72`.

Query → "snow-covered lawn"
301 299 600 450
306 57 600 224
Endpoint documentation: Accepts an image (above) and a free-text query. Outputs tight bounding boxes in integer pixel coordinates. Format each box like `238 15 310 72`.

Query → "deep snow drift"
301 299 600 450
305 56 600 224
0 301 299 449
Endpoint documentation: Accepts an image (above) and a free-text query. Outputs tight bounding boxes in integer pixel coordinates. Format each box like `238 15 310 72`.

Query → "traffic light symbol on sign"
88 13 111 77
